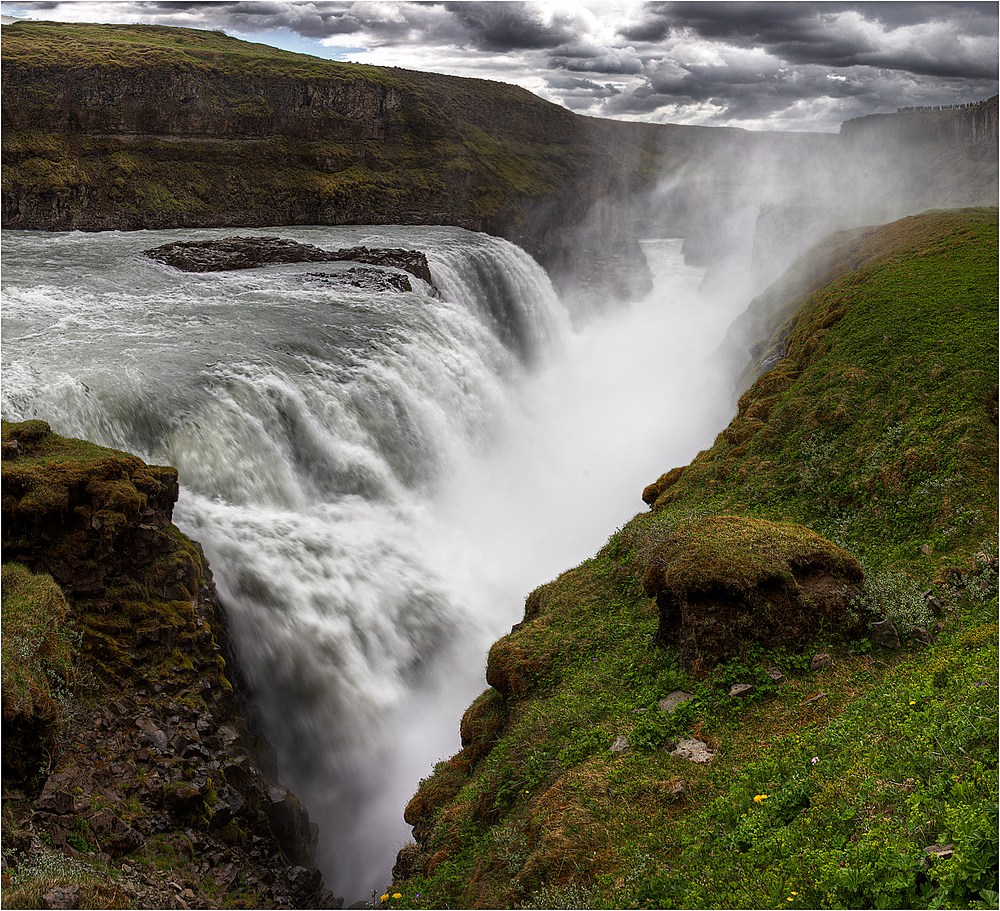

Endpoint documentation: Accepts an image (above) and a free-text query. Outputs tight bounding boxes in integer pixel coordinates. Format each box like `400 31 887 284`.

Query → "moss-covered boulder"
641 516 865 673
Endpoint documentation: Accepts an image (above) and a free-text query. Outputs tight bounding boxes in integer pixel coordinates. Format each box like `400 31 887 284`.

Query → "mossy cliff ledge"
640 516 866 675
1 420 334 909
390 208 998 910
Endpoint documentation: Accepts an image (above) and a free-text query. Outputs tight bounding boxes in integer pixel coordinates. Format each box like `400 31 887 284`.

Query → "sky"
2 1 998 132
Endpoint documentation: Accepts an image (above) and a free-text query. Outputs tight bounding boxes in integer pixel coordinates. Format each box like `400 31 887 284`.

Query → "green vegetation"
391 209 999 908
1 563 75 729
0 21 405 82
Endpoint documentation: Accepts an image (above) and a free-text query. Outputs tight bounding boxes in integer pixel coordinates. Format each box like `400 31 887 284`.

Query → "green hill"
390 208 999 909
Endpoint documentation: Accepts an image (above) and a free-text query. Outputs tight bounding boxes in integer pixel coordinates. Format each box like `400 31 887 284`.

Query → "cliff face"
1 419 334 909
840 96 999 147
0 21 673 298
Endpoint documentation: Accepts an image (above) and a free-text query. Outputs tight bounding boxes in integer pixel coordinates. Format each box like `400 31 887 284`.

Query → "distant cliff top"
840 95 998 144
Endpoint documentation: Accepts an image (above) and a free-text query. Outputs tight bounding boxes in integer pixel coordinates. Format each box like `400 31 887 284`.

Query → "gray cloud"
2 1 996 131
620 2 998 79
443 2 575 51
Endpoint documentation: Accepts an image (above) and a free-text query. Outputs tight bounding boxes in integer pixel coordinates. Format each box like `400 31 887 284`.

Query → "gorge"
2 16 998 911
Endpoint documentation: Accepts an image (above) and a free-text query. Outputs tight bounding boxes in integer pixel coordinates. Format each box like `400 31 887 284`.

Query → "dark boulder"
143 235 435 286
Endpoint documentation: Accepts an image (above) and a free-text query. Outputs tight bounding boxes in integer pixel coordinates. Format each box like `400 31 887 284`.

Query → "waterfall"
2 226 743 901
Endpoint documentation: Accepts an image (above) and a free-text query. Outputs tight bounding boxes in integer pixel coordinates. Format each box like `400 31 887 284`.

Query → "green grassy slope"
391 208 999 909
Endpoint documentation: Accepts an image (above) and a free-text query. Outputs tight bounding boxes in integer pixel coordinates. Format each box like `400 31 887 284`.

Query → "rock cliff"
1 419 335 909
0 21 667 298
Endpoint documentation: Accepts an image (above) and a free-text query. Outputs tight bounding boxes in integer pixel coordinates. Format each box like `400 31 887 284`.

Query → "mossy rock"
459 689 508 764
641 515 865 673
485 638 548 699
1 562 75 786
404 754 473 838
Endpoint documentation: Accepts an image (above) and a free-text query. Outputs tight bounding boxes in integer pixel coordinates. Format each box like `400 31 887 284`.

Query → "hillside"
389 208 999 909
0 19 727 298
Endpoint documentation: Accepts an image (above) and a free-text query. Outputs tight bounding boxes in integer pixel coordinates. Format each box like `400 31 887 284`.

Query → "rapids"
1 225 746 900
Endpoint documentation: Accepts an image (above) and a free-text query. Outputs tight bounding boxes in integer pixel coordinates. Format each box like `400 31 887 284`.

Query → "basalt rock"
144 235 434 286
641 515 867 674
0 419 335 909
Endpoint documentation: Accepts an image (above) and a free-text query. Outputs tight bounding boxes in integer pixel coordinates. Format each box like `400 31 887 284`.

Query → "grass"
0 563 75 727
388 208 999 908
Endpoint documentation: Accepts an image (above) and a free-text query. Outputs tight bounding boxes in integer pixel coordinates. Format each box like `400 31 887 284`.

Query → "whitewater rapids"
1 225 746 899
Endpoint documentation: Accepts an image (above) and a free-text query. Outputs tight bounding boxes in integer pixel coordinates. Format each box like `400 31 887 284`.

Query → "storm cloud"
2 1 996 131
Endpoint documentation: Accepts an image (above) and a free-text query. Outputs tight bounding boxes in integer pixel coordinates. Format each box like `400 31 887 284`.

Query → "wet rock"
306 267 413 293
669 738 716 763
728 683 754 698
143 236 434 285
872 618 901 650
658 690 694 713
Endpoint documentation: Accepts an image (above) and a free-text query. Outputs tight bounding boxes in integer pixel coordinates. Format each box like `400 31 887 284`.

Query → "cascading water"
2 225 746 901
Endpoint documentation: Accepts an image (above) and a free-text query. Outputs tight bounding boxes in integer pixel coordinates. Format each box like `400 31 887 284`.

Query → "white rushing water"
1 226 746 900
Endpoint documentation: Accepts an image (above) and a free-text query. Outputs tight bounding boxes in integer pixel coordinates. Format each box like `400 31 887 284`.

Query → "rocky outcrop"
1 419 335 909
143 235 434 286
640 516 867 674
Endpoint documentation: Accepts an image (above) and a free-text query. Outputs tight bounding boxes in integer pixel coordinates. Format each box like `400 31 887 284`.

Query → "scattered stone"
658 690 694 713
924 592 944 616
669 738 716 763
766 666 786 684
671 779 687 797
920 543 933 555
872 618 901 650
135 716 172 754
923 843 956 861
811 653 833 671
610 735 630 753
88 807 142 856
41 885 81 910
800 692 828 706
728 683 754 698
36 771 84 816
910 626 933 645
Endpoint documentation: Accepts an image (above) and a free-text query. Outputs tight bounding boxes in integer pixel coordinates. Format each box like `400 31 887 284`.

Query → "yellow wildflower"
753 794 768 802
380 895 389 903
393 894 402 900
